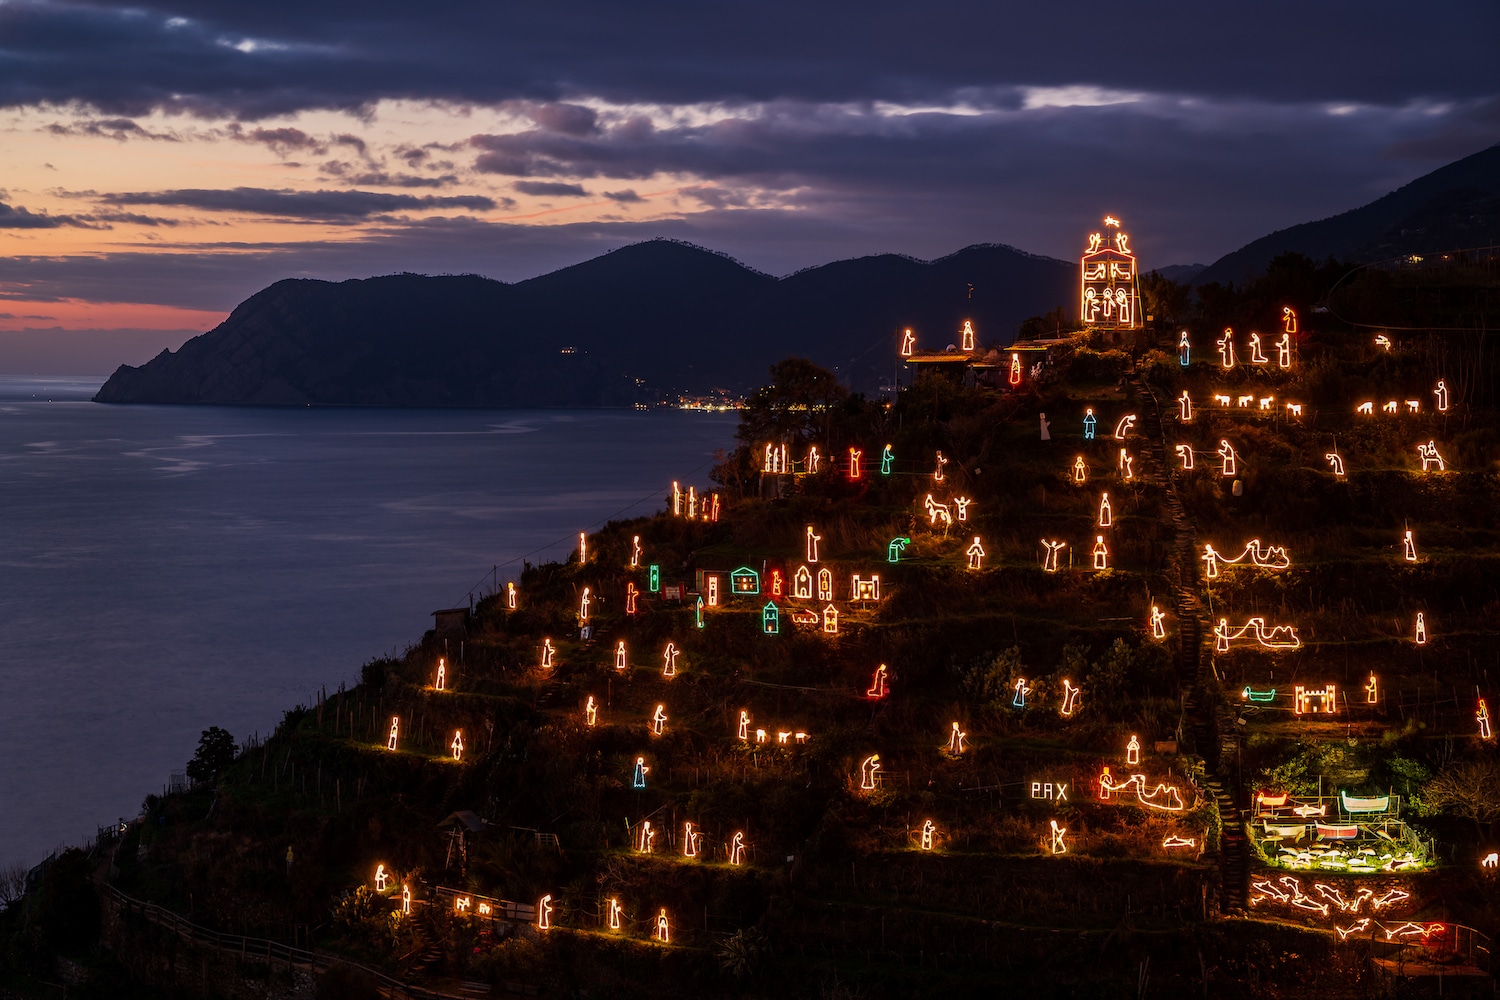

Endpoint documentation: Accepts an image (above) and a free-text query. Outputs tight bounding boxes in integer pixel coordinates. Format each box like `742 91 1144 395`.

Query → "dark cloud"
511 181 589 197
0 200 97 229
45 117 179 141
0 2 1494 120
101 187 497 220
228 124 325 156
604 190 642 203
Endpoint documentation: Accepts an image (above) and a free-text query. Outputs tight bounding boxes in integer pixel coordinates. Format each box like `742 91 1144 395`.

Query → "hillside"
93 240 1074 407
1195 142 1500 286
25 311 1500 998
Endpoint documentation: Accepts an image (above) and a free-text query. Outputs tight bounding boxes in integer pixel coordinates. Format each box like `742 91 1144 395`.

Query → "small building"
431 607 469 639
731 566 760 595
762 601 779 634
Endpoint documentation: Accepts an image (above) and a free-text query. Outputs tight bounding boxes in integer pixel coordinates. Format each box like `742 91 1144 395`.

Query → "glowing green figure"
887 536 911 563
880 444 894 476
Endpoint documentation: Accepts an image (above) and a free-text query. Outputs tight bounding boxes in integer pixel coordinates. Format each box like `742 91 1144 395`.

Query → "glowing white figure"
579 587 591 622
632 757 649 788
1113 414 1136 440
1213 617 1302 651
933 451 948 483
920 819 936 851
1050 820 1067 854
686 485 697 519
631 535 642 568
1415 612 1427 645
817 568 833 602
1217 328 1236 369
608 898 624 929
612 641 627 672
1276 332 1292 369
1040 539 1065 573
954 496 973 521
683 822 701 858
848 448 863 479
1118 448 1134 479
662 643 678 678
966 537 985 570
1248 333 1268 364
578 531 588 564
672 481 682 516
1012 677 1031 708
706 575 719 607
805 446 821 475
737 710 750 741
866 664 888 699
507 582 517 610
1098 492 1112 527
1218 440 1237 477
1417 441 1445 471
901 328 915 357
1200 539 1291 579
538 895 552 930
1073 457 1087 483
1326 451 1345 477
585 696 598 727
1175 444 1194 470
655 909 670 943
1150 605 1166 639
946 721 966 757
730 831 746 865
1366 674 1378 704
1178 330 1191 366
860 754 881 790
961 319 975 352
1403 530 1417 562
401 884 411 915
1060 679 1082 716
541 638 555 670
1126 735 1140 765
435 657 446 691
1479 699 1492 740
451 730 463 761
1092 535 1108 570
1178 391 1192 423
387 717 399 751
375 864 389 892
806 525 821 563
1435 380 1449 412
650 704 667 736
626 583 638 615
1010 352 1022 386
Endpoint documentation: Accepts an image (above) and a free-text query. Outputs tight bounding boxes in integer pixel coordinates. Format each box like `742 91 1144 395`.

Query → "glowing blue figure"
887 536 911 563
880 444 894 476
1178 331 1191 367
1083 409 1097 440
762 601 779 634
1012 677 1031 709
632 756 649 789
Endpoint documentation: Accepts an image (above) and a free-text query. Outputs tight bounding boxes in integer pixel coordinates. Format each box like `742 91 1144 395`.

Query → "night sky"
0 1 1496 369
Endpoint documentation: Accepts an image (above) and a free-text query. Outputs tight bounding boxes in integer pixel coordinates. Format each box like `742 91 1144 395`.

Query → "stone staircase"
1131 374 1249 914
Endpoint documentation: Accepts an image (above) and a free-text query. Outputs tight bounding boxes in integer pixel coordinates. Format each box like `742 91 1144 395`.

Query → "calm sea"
0 377 735 869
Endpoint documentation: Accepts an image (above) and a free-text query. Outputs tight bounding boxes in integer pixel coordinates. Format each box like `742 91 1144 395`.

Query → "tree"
186 726 236 784
735 357 849 450
1423 758 1500 838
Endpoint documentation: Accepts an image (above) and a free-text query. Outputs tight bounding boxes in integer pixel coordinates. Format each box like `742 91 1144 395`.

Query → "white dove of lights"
1214 617 1302 651
1201 539 1292 579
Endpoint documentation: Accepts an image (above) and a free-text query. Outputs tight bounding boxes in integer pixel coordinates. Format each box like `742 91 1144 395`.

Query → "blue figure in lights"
887 537 911 564
762 601 779 634
880 444 894 476
1083 408 1097 440
648 564 660 593
1178 330 1191 368
695 595 705 629
632 756 649 789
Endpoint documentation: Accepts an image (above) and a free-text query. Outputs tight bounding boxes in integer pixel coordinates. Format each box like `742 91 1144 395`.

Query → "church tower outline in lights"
1080 215 1141 331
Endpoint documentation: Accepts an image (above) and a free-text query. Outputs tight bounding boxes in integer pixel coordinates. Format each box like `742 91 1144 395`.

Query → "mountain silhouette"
94 240 1074 407
1195 142 1500 286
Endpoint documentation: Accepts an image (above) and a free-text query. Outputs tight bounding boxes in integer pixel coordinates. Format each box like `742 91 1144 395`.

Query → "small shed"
431 607 469 639
730 566 760 595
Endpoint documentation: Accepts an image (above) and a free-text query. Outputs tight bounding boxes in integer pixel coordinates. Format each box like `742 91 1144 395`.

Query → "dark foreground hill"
1196 142 1500 286
94 240 1074 407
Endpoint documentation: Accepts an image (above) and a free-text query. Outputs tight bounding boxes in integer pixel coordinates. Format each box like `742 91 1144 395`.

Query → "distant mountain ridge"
95 240 1075 407
1195 142 1500 286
